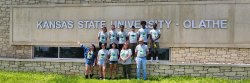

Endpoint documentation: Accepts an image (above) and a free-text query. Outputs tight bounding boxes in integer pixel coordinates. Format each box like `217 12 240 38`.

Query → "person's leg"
142 57 147 80
102 65 106 80
155 42 160 62
89 65 93 78
109 64 113 79
127 64 131 79
85 64 89 79
151 42 156 62
122 65 126 78
98 65 102 79
136 57 142 79
113 63 117 79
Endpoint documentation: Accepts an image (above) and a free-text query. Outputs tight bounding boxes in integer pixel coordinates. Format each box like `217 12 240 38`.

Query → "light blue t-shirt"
128 31 138 43
118 31 127 44
98 31 108 43
108 49 119 61
98 49 108 61
120 49 132 64
109 30 118 44
138 28 149 42
135 44 149 57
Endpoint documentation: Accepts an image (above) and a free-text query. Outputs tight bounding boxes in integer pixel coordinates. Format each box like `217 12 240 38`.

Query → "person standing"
128 26 138 59
98 27 108 49
78 42 97 79
149 23 161 63
119 42 132 79
108 43 119 80
137 21 149 45
97 44 109 80
108 25 118 49
135 38 149 80
117 25 128 51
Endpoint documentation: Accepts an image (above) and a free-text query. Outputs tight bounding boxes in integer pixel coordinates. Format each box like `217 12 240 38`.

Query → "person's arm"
97 32 100 41
146 46 149 56
135 46 138 57
149 31 153 42
126 32 129 42
147 29 150 41
119 50 122 61
128 32 130 42
155 34 161 41
137 31 140 41
108 50 111 60
125 49 132 61
97 51 100 63
93 52 97 66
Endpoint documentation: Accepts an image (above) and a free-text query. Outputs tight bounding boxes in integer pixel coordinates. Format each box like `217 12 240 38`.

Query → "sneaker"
90 74 93 78
99 77 102 80
85 75 88 79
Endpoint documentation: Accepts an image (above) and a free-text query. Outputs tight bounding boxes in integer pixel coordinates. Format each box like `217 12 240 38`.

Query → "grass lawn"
0 70 250 83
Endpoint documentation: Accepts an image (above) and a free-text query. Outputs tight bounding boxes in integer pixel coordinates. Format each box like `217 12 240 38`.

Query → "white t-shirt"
128 31 138 43
98 31 108 43
109 30 118 44
137 28 149 42
117 31 127 44
149 29 161 42
120 49 132 64
98 49 108 61
135 44 149 57
108 49 119 61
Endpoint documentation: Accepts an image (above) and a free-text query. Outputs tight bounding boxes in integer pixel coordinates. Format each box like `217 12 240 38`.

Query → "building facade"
0 0 250 79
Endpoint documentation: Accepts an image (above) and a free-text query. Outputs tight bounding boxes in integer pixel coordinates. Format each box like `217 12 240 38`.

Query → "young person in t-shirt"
77 42 97 79
137 21 149 45
108 25 118 49
149 23 161 63
119 42 132 79
128 26 138 59
117 25 128 51
98 27 108 49
108 43 119 80
97 44 109 80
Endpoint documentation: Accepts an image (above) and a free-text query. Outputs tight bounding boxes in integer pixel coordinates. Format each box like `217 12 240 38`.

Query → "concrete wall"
171 47 250 64
9 0 250 48
1 58 250 79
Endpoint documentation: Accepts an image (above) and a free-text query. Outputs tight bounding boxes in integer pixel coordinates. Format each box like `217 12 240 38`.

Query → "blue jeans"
136 57 147 80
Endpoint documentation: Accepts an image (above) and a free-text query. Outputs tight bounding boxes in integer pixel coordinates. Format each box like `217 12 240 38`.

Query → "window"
146 48 170 60
158 48 170 60
34 46 170 60
34 46 84 58
34 46 58 58
60 47 83 58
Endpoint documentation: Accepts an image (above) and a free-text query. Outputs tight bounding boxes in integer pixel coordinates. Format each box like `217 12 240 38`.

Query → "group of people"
77 21 161 80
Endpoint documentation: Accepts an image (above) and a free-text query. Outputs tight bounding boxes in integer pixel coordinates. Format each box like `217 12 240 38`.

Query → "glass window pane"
59 47 83 58
158 48 170 60
34 46 58 58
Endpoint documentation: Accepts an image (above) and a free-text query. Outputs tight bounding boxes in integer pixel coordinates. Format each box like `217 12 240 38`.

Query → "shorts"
109 61 118 64
98 60 106 66
85 60 94 66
